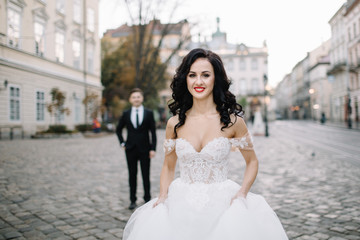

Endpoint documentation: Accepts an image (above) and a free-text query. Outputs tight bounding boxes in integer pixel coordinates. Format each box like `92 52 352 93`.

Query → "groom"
116 88 157 210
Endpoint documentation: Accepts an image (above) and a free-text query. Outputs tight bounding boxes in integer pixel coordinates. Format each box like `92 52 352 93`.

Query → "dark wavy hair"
169 48 243 137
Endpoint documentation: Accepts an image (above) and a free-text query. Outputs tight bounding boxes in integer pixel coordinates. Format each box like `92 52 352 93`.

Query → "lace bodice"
163 134 253 184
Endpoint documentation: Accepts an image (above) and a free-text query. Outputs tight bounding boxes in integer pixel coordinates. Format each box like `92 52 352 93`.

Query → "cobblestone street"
0 121 359 239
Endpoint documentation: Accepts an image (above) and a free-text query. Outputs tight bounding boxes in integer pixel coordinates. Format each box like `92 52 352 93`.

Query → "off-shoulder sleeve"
229 131 254 151
163 139 176 155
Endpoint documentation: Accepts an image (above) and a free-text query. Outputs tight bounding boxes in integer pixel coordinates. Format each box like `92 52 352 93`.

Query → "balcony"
327 61 346 75
349 58 360 73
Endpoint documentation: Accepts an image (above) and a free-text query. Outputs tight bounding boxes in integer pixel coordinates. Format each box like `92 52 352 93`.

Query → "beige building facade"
308 40 332 121
276 40 331 121
344 0 360 125
328 4 348 123
0 0 102 137
276 0 360 127
275 74 292 119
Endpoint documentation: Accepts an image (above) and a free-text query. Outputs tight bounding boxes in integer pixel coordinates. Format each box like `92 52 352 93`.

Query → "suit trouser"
125 148 151 203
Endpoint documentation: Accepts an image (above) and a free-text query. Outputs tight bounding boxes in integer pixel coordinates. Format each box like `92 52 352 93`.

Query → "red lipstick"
194 87 205 93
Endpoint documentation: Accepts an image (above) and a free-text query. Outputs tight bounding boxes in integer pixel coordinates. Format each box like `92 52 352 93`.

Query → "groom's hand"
120 142 126 150
149 150 156 158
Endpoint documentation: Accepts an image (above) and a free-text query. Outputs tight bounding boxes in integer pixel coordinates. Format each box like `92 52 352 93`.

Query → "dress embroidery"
229 132 253 151
163 138 176 155
163 133 253 185
123 132 288 240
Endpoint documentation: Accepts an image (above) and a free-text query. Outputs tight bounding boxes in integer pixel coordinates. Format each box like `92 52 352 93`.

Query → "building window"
227 58 234 71
160 54 166 62
87 43 94 73
251 58 258 70
55 31 65 63
354 22 357 37
73 0 82 24
170 38 178 48
72 38 81 69
56 109 65 123
34 21 45 56
87 8 95 32
9 86 21 121
36 91 45 121
229 78 236 94
7 7 21 48
239 58 246 70
56 0 65 14
74 96 81 123
240 78 247 95
348 27 351 41
251 78 258 94
170 55 177 67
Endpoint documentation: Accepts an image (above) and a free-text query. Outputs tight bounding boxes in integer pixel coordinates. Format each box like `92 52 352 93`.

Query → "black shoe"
128 202 137 210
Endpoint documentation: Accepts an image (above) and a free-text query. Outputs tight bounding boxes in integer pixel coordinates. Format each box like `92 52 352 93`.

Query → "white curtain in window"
7 8 21 47
55 31 65 62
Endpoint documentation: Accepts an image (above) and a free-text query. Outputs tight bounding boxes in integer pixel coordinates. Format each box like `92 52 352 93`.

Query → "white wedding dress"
123 134 288 240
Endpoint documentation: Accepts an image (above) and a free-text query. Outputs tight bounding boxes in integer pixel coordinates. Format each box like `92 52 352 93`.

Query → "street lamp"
345 58 352 129
0 79 8 91
309 88 315 120
263 74 269 137
347 93 352 129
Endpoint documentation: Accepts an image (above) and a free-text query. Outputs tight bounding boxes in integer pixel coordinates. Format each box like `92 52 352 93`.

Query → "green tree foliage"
82 91 101 119
101 0 192 119
101 35 170 111
47 88 70 125
101 38 135 106
238 96 248 108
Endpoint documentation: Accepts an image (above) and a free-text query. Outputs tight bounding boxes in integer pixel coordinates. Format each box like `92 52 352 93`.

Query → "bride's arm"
153 117 178 207
231 117 259 204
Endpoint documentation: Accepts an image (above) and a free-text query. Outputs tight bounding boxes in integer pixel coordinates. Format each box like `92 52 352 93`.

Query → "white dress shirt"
131 105 144 128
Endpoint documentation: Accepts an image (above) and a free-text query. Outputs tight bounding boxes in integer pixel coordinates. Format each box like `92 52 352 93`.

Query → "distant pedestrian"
320 112 326 124
92 118 101 133
116 88 157 210
252 107 265 136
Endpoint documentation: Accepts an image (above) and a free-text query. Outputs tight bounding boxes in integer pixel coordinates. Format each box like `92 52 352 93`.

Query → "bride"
123 48 288 240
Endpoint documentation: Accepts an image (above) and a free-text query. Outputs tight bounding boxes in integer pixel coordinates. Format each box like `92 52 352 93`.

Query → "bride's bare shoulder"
167 115 179 127
166 115 179 139
230 114 248 137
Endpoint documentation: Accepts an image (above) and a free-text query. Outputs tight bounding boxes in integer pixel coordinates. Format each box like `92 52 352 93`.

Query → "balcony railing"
327 61 346 75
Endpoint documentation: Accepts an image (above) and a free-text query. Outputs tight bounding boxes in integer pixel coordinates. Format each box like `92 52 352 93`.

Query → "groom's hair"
129 88 143 97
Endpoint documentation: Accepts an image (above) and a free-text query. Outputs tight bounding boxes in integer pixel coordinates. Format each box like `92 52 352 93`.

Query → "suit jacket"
116 108 157 152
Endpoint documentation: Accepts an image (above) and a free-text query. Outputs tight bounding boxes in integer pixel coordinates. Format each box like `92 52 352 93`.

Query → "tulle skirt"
123 178 288 240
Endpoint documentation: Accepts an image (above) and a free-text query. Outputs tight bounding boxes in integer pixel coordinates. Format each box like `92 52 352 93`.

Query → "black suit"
116 108 157 203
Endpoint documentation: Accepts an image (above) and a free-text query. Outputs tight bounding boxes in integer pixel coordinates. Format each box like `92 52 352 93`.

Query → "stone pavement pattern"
0 123 359 239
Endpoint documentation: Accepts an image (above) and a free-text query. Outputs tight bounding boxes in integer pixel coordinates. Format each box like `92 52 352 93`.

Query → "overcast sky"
99 0 345 87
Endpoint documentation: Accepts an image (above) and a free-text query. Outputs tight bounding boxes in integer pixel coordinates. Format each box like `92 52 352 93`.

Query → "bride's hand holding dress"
153 116 178 208
228 116 256 208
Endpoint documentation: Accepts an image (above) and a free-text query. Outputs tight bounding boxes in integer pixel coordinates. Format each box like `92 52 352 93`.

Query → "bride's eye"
188 73 196 78
203 74 210 78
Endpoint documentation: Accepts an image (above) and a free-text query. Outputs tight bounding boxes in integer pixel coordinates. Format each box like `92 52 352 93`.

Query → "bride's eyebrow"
188 70 211 73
